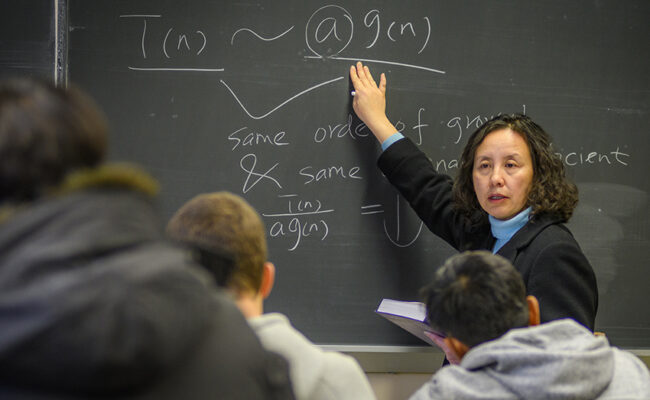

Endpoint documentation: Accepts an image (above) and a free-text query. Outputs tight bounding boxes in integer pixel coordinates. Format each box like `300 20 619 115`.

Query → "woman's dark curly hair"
452 114 578 222
0 78 108 203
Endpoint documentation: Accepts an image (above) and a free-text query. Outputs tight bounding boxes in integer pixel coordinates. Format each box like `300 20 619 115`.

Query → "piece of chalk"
350 91 356 96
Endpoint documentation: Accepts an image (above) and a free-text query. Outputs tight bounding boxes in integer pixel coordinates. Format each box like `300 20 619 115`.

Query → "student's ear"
527 295 540 326
443 336 470 361
260 262 275 299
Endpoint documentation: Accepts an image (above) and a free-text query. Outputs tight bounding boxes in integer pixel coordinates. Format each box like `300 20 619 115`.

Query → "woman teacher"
349 62 598 334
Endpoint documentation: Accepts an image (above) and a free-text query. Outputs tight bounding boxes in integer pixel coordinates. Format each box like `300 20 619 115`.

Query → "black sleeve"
527 238 598 331
377 138 480 250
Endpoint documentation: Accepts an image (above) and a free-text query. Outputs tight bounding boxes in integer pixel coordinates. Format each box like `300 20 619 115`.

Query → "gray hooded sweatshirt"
249 312 376 400
410 319 649 400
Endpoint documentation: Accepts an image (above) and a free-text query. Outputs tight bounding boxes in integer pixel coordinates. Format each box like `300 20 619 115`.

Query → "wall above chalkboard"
67 0 650 349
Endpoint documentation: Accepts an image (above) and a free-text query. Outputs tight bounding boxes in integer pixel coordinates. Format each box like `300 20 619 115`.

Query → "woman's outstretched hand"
349 61 398 144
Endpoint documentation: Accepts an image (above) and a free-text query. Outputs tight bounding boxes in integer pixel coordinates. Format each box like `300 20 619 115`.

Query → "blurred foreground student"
167 191 376 400
0 78 294 399
411 251 649 400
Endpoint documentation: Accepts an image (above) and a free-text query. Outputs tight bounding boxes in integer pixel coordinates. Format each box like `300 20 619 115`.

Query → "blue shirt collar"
489 207 532 240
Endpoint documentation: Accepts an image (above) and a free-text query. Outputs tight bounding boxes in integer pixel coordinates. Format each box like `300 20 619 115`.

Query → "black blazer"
378 138 598 330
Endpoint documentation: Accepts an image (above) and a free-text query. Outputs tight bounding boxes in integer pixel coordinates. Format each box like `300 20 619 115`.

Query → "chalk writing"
555 147 630 167
239 153 282 193
121 14 223 72
229 127 289 150
220 76 344 120
446 105 526 144
363 9 431 54
264 194 332 251
313 114 370 143
304 5 444 74
361 204 384 215
299 165 363 185
382 196 424 247
231 26 294 45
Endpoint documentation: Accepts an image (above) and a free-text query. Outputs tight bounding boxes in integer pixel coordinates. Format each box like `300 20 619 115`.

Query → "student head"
453 114 578 222
421 250 540 359
166 191 274 317
0 78 108 204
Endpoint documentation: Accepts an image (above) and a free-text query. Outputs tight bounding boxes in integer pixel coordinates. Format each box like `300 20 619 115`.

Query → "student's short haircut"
421 251 529 348
0 79 107 203
166 192 266 294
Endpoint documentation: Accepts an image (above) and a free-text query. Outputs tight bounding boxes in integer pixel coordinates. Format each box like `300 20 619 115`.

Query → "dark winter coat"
0 165 294 400
378 139 598 330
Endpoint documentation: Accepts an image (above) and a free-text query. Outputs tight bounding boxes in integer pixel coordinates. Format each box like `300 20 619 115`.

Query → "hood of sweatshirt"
0 166 214 396
419 319 617 400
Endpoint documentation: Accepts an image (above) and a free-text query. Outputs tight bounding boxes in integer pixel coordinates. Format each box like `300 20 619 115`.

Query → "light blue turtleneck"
489 207 532 253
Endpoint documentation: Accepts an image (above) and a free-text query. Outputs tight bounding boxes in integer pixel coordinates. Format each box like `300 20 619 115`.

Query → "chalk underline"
262 210 335 217
128 56 444 75
128 66 225 72
305 55 446 74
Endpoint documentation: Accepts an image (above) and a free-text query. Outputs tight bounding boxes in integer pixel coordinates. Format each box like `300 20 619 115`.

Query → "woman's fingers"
349 65 361 89
363 64 378 88
379 73 386 95
350 62 379 90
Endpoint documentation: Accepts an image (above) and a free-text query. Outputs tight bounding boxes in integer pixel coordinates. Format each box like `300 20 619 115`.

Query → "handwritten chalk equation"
263 194 332 251
120 4 445 120
262 194 423 251
303 5 444 74
121 6 441 72
238 152 365 193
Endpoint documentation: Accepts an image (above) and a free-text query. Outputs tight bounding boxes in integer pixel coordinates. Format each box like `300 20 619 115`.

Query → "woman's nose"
490 168 505 186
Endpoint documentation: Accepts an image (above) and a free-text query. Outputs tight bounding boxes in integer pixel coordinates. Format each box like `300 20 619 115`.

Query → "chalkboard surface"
0 0 55 81
68 1 650 348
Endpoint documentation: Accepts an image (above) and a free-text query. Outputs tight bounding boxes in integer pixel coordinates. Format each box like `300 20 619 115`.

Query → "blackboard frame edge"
54 0 67 86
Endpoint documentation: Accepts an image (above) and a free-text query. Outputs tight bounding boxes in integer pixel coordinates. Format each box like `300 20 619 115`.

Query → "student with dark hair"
167 191 376 400
411 251 649 400
0 78 295 399
349 62 598 361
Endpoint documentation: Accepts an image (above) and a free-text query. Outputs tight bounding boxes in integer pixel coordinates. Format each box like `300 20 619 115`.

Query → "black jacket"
378 139 598 330
0 165 294 399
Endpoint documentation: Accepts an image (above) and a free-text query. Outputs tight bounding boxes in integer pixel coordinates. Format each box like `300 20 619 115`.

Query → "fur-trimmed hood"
0 163 159 225
0 164 217 396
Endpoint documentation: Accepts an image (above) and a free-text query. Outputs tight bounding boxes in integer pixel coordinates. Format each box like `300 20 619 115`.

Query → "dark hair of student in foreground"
421 250 530 348
0 78 108 204
453 113 579 222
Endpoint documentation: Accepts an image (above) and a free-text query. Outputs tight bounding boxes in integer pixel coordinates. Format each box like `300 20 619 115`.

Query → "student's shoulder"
603 348 650 399
409 366 518 400
250 313 325 364
318 352 375 399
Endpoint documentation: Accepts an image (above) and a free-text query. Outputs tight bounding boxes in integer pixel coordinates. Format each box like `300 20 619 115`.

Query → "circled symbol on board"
305 5 353 58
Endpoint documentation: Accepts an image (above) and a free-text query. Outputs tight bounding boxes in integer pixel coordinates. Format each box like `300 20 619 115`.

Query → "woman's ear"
260 262 275 299
527 295 540 326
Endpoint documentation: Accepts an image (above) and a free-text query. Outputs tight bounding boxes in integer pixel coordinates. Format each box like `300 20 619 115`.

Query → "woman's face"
472 128 534 220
